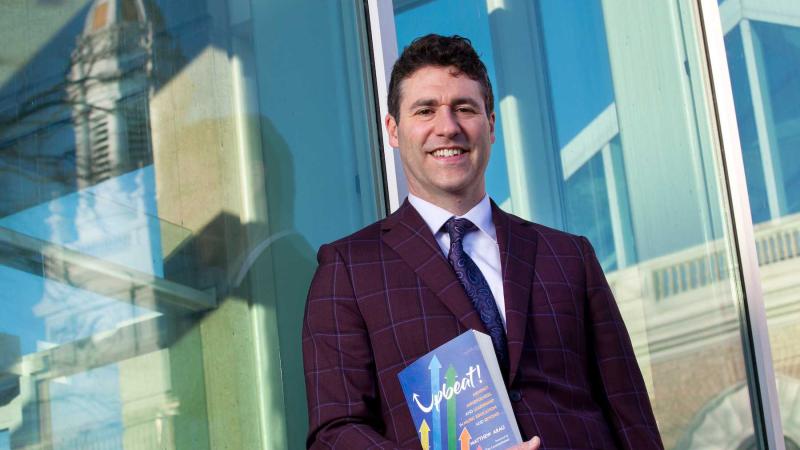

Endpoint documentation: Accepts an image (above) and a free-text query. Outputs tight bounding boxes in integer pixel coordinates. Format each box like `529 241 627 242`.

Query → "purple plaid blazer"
303 200 662 450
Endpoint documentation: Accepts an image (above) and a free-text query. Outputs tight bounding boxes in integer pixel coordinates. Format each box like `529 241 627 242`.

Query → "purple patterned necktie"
444 217 509 375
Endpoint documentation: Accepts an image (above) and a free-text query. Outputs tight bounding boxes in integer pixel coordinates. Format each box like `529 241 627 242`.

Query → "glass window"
395 0 762 448
0 1 383 449
724 27 771 224
720 0 800 446
753 22 800 215
564 152 616 270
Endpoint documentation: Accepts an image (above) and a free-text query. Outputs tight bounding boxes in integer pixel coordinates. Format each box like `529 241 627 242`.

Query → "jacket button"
509 389 522 402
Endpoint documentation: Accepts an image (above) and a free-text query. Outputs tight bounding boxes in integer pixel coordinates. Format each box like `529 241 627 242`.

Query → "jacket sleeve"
302 243 410 450
580 237 664 450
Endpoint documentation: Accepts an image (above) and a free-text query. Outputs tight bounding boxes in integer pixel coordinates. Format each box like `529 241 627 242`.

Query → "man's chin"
434 185 485 201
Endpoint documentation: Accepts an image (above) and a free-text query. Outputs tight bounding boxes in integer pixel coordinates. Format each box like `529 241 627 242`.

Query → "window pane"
395 0 759 448
0 1 382 449
564 152 616 271
720 0 800 446
724 27 772 224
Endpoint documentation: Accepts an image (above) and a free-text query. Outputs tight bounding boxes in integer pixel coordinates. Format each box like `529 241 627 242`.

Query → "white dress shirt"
407 194 507 327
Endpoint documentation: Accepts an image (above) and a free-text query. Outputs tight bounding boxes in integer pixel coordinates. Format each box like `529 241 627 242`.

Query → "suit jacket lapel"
382 200 488 335
492 202 537 385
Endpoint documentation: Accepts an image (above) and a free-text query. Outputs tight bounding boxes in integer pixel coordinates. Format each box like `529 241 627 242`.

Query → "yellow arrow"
419 419 430 450
459 427 472 450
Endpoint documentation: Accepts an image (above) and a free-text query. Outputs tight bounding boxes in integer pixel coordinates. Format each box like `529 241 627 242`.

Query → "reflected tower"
25 1 168 448
67 0 154 188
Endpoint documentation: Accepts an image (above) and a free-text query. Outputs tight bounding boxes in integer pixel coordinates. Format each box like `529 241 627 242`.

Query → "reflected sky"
723 19 800 222
725 26 770 223
0 166 163 354
0 167 163 275
49 365 123 450
754 21 800 215
538 0 614 147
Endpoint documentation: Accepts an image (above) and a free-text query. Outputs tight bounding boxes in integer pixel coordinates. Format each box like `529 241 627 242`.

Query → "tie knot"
444 217 477 244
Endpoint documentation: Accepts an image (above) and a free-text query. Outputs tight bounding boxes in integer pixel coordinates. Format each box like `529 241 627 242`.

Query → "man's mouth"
430 148 466 158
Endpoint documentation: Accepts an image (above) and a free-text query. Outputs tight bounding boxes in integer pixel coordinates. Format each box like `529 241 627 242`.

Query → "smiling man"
303 34 663 450
387 64 493 217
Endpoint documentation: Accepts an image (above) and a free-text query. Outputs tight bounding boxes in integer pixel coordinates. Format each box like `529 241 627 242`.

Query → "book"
398 330 522 450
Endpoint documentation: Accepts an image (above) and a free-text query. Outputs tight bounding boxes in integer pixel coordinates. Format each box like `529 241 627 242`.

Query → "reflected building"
541 1 800 448
1 0 177 449
67 0 154 188
392 1 800 448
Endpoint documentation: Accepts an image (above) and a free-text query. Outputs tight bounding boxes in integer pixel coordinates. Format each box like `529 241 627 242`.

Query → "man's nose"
434 107 460 137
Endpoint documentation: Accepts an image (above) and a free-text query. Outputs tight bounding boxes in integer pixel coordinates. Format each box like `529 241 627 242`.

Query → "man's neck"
408 190 485 216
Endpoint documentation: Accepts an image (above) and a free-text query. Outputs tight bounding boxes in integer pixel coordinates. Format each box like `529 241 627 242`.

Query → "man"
303 34 662 450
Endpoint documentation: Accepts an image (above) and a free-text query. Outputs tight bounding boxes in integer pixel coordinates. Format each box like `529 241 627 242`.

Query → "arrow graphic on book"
459 427 471 450
419 420 430 450
446 365 457 450
429 356 442 450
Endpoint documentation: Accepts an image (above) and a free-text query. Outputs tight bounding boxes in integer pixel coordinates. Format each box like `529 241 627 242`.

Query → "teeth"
432 148 464 157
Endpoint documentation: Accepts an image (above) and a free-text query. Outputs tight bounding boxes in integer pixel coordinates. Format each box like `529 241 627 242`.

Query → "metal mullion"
696 1 785 448
366 0 406 213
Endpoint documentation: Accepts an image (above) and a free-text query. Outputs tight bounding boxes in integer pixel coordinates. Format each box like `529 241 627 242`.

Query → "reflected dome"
83 0 148 34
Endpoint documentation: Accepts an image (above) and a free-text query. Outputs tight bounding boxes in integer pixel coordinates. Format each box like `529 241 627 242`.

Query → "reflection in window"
47 365 123 450
1 0 383 448
725 27 771 223
725 18 800 223
395 1 767 449
564 152 616 270
753 22 800 215
91 2 109 31
721 3 800 448
562 135 636 272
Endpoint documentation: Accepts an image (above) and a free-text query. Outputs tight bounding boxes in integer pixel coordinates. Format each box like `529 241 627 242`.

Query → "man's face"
386 66 495 207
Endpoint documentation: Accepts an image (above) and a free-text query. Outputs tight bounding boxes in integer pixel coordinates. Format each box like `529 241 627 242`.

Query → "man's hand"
509 436 541 450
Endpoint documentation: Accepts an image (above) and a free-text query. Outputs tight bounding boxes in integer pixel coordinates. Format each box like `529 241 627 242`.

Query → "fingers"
510 436 541 450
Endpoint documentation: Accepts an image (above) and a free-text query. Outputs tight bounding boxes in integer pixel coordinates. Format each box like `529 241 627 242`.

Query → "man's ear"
489 111 496 144
386 114 400 148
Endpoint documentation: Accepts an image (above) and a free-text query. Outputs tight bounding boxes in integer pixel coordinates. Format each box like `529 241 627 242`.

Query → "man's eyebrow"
408 98 438 109
451 97 481 107
407 97 482 109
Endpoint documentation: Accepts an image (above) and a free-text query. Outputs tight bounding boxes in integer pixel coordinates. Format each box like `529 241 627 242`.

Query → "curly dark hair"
388 34 494 121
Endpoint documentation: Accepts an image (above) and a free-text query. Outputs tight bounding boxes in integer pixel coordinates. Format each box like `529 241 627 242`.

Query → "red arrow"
459 427 472 450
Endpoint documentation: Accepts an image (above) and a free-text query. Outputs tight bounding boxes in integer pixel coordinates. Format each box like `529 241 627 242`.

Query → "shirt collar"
407 193 497 242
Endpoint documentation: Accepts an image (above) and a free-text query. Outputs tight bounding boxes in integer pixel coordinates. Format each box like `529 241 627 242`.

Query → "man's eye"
456 106 477 114
416 108 434 116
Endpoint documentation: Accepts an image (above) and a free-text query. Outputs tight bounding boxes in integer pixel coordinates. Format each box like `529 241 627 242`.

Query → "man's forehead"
399 66 482 104
404 65 466 84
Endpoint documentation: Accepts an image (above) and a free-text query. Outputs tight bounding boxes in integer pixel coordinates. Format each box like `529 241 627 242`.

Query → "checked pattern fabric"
444 217 509 374
303 200 664 449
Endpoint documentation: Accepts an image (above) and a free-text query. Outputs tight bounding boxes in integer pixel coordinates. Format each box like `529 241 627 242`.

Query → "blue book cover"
398 330 522 450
